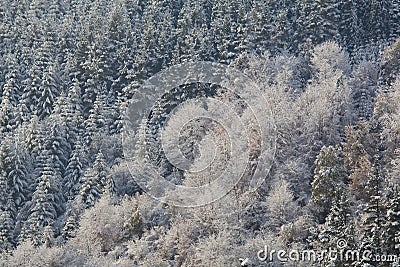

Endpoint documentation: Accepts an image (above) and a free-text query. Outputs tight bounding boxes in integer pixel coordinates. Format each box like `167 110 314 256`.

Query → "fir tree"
0 208 15 253
63 139 85 200
357 153 386 266
79 152 110 208
312 145 347 219
382 185 400 255
27 156 64 246
1 136 32 209
318 190 356 267
37 63 59 120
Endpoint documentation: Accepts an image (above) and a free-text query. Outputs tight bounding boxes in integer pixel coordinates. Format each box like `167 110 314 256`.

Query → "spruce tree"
312 145 347 219
63 139 85 200
79 152 110 208
382 185 400 255
37 63 59 120
0 208 14 253
27 156 64 246
318 190 356 267
1 136 32 209
357 154 385 266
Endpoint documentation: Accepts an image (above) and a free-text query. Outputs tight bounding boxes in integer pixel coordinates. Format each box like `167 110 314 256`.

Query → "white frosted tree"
263 180 298 230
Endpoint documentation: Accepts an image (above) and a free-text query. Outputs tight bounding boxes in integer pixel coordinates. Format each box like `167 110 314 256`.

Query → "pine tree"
318 190 356 267
84 92 109 145
123 202 144 240
41 225 55 248
37 63 59 120
25 115 45 159
342 121 373 200
0 189 16 253
21 39 55 118
1 136 32 209
357 153 386 266
0 208 15 253
27 156 64 246
104 174 116 197
109 91 126 135
0 53 21 133
64 78 84 144
62 214 78 241
382 185 400 255
312 145 347 219
63 140 85 200
0 171 7 208
79 152 110 208
44 121 71 177
338 0 362 50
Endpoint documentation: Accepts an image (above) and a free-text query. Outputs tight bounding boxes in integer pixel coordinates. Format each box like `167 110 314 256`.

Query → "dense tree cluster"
1 0 400 266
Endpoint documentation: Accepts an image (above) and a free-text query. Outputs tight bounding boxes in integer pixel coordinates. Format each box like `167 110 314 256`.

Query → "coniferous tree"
37 63 59 120
0 208 15 253
357 153 386 266
84 91 109 146
349 61 379 121
382 185 400 256
79 152 110 208
312 145 347 219
342 121 373 200
27 155 64 246
64 78 84 144
62 213 78 241
317 190 356 267
1 136 32 209
64 139 85 200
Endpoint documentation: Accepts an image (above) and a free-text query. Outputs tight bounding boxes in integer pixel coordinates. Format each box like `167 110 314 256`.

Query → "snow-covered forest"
0 0 400 266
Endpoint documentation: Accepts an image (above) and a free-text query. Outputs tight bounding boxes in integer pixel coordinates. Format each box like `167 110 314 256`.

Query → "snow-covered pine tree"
62 213 78 241
37 63 59 120
357 153 386 266
0 171 7 208
318 189 356 266
312 145 347 219
211 0 243 64
25 115 45 159
41 225 55 248
349 60 379 121
63 78 84 144
0 53 21 133
342 121 373 200
0 178 17 253
63 139 86 201
1 136 32 210
27 155 64 246
123 202 144 240
382 183 400 256
0 207 15 253
84 91 109 146
44 121 71 177
79 152 110 208
338 0 362 51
